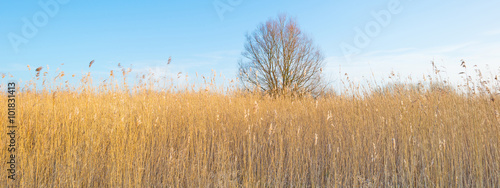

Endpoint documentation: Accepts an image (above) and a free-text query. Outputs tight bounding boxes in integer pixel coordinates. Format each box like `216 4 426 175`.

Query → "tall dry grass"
1 64 499 187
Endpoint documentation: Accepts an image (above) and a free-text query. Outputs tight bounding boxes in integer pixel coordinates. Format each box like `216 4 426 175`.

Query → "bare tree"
238 14 326 97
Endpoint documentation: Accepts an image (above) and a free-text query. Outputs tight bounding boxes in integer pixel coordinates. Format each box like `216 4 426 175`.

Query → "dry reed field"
1 66 500 187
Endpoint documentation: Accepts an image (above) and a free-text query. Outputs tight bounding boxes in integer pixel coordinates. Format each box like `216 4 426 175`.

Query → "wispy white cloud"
363 48 416 56
482 28 500 36
324 41 500 89
425 42 477 54
122 50 241 90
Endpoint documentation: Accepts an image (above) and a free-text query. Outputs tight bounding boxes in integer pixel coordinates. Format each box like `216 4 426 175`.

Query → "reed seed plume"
35 66 43 77
89 60 95 68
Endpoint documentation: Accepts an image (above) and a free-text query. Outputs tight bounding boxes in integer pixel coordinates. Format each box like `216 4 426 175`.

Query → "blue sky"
1 0 499 89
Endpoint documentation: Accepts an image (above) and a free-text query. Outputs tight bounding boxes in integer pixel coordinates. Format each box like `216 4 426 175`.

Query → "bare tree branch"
238 14 326 97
